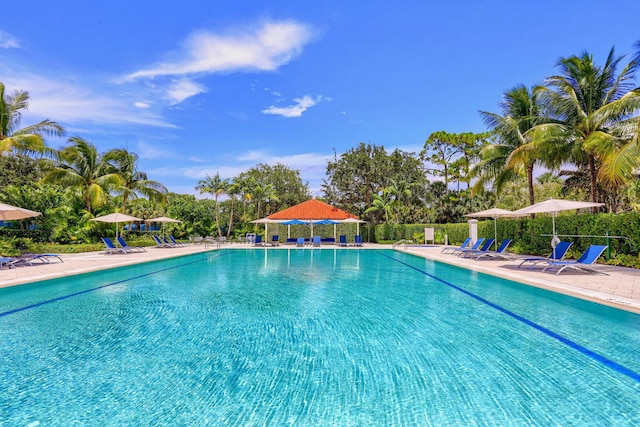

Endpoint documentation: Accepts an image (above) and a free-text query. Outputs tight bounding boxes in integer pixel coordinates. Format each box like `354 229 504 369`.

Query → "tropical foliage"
0 82 64 156
2 39 640 267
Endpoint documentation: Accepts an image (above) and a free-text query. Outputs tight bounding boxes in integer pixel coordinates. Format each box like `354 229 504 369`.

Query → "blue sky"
1 1 639 196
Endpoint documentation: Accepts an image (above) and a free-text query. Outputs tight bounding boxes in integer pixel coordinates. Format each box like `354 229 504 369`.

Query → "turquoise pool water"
1 249 639 426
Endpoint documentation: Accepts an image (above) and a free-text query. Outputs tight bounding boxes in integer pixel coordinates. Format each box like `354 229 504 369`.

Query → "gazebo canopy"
267 199 359 221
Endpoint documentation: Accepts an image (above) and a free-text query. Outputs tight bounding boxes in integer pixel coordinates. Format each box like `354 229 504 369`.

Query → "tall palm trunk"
526 165 535 206
588 154 599 212
214 195 222 237
227 198 235 238
588 154 598 202
121 194 129 213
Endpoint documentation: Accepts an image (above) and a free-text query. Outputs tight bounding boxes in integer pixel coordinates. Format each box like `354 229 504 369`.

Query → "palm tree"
536 171 562 185
364 187 397 223
535 48 640 205
250 182 279 219
0 82 64 156
225 179 241 238
238 176 256 222
103 148 168 212
195 173 228 237
386 179 412 223
474 85 548 206
42 137 122 213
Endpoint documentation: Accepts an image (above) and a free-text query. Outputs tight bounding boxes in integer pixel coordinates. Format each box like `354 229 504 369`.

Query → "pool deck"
1 243 639 314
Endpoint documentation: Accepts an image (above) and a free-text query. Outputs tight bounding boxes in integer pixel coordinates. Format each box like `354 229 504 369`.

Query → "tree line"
325 42 640 221
1 41 640 246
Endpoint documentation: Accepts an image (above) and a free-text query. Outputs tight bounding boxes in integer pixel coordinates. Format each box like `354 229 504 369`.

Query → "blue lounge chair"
441 237 472 254
32 253 63 263
163 237 181 247
0 254 40 268
254 235 264 247
313 236 321 247
16 253 64 264
459 238 495 257
296 237 305 247
102 237 129 254
118 236 146 252
472 239 512 260
0 256 17 269
169 235 188 247
338 235 348 247
153 235 173 248
449 238 484 256
541 245 608 275
354 235 363 247
270 235 280 246
518 241 573 269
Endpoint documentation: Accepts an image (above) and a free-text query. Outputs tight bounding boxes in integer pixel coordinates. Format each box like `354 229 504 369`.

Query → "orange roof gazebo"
267 199 359 221
260 199 364 240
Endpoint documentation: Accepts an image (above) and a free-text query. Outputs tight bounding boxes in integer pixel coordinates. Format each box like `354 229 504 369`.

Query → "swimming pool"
1 249 639 425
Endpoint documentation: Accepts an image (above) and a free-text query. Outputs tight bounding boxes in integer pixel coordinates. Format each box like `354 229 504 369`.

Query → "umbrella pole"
552 214 557 258
494 219 498 251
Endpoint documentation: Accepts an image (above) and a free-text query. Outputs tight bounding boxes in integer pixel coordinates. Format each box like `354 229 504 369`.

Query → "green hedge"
372 212 640 263
373 223 469 245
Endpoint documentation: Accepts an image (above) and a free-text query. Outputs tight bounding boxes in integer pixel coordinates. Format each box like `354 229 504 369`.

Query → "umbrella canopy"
466 208 518 250
147 216 182 238
91 213 142 241
251 218 281 224
277 219 308 239
147 216 181 223
312 219 339 225
512 199 604 216
513 198 604 253
465 208 516 219
281 219 307 225
0 202 41 221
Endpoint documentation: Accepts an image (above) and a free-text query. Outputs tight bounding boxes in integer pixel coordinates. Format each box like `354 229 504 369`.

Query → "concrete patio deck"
399 244 640 314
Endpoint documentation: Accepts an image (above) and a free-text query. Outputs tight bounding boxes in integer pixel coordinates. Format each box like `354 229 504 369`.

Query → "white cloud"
188 156 208 163
134 101 151 108
147 149 334 196
0 30 19 49
125 20 314 80
178 149 332 180
262 95 326 118
1 70 175 128
135 141 177 159
165 78 206 104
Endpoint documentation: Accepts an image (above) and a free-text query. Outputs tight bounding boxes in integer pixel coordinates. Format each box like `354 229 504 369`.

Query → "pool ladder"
392 239 414 250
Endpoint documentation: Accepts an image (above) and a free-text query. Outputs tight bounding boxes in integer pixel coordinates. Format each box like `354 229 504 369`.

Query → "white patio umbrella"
465 208 518 250
512 198 604 251
90 213 142 241
147 216 181 239
0 202 41 221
